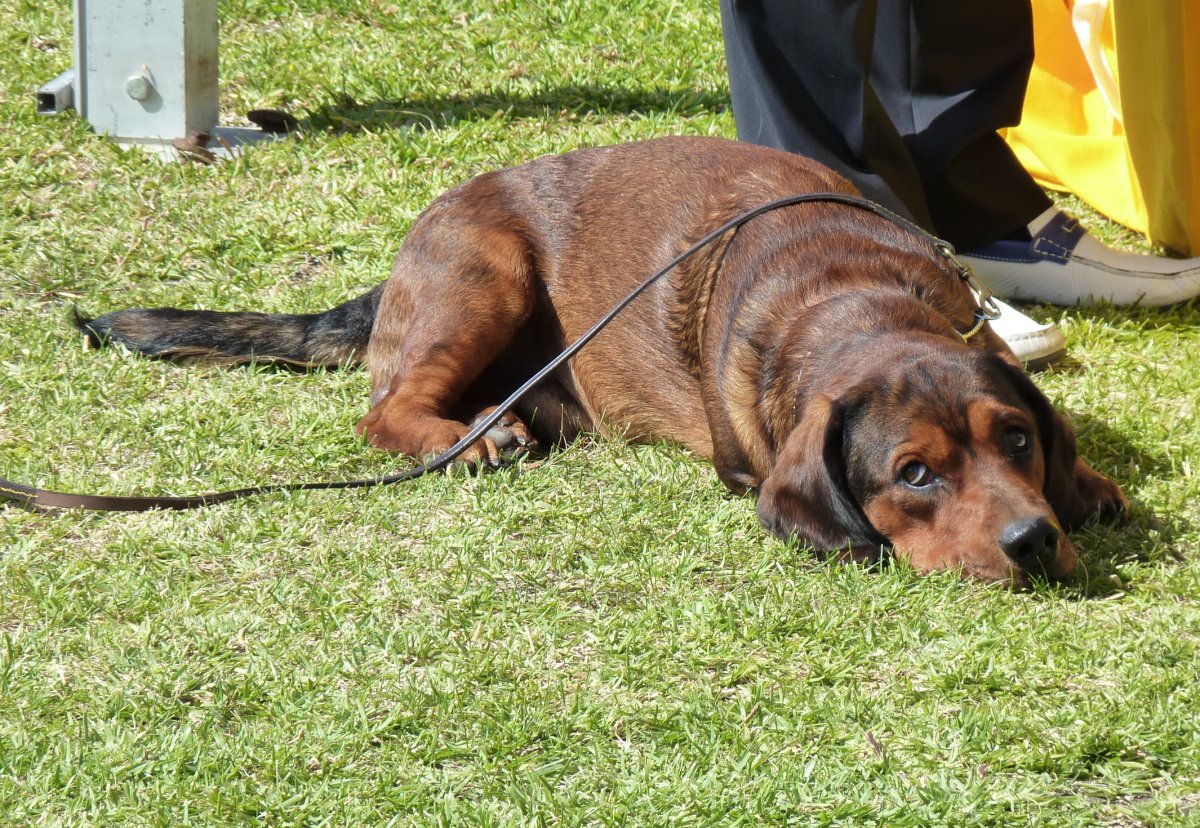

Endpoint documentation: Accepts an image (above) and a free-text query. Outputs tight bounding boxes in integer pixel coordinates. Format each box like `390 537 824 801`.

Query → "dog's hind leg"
355 208 538 467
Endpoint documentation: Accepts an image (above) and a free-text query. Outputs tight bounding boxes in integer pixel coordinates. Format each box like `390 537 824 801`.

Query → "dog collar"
934 242 1003 343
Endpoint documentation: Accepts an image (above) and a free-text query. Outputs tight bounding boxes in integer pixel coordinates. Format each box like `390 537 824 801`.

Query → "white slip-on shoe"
961 207 1200 307
985 297 1066 369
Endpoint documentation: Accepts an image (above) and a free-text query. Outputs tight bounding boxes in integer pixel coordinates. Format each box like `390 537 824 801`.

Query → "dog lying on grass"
80 136 1127 585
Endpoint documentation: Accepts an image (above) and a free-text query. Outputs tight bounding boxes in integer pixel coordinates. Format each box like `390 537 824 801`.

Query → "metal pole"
38 0 286 159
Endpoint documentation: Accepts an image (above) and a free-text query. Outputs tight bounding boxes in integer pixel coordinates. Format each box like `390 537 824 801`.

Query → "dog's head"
756 347 1124 586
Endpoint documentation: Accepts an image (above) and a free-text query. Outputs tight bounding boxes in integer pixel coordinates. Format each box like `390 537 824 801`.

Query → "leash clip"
934 241 1002 342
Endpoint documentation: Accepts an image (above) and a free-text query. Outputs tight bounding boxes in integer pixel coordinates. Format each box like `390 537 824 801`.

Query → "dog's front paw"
357 406 527 471
1075 458 1129 524
470 408 539 462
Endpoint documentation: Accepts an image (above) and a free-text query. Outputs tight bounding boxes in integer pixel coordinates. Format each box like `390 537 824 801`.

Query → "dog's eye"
900 461 934 488
1005 427 1031 455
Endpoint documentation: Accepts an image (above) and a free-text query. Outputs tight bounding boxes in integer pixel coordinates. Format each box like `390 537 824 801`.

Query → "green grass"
2 1 1199 825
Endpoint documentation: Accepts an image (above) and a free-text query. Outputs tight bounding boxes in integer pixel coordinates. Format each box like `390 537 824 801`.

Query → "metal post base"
116 125 290 162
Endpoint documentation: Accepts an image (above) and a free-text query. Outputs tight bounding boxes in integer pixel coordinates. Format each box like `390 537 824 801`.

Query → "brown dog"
81 136 1127 584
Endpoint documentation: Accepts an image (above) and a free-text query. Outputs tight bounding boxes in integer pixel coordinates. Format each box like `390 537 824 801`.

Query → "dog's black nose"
999 516 1061 570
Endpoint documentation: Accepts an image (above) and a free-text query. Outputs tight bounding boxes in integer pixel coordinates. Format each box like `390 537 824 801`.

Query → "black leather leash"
0 192 997 513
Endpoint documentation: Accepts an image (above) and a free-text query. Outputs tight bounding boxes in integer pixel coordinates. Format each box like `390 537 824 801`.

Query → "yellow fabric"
1004 0 1200 255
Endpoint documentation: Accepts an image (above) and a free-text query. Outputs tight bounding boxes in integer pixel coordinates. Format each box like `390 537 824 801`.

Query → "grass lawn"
2 1 1199 825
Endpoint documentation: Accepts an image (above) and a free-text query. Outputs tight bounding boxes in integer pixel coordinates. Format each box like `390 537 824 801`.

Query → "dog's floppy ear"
756 394 885 556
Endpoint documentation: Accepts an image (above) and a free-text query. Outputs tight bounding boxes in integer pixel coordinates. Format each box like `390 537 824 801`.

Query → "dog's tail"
76 284 384 368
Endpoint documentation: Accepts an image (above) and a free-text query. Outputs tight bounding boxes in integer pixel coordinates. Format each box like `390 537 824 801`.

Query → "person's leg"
721 0 1046 249
721 0 1063 365
872 0 1050 250
892 0 1200 306
721 0 1200 317
721 0 930 227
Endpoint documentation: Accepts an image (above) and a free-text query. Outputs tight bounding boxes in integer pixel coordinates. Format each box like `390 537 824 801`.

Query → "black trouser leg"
720 0 1051 249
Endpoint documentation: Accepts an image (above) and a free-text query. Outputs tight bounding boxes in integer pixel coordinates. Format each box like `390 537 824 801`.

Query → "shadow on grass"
1066 299 1200 327
300 83 727 133
1061 411 1194 598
